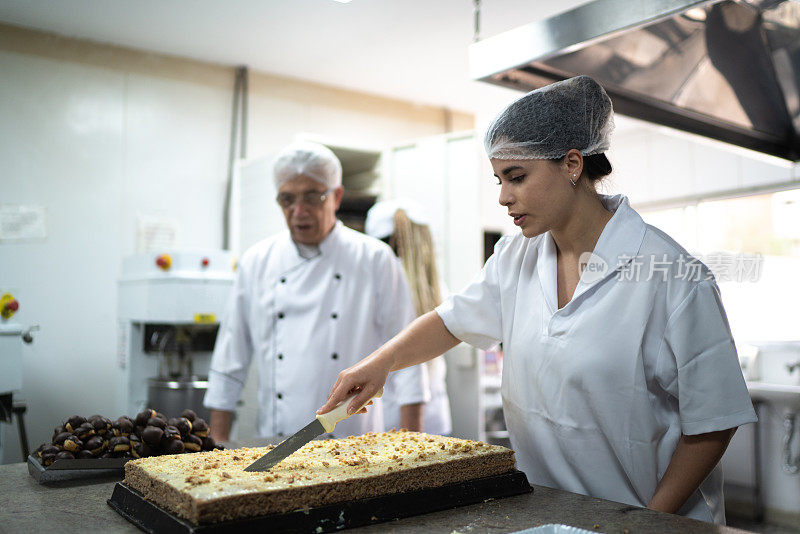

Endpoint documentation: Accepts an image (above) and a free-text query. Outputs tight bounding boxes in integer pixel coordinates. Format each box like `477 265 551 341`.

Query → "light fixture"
683 7 707 22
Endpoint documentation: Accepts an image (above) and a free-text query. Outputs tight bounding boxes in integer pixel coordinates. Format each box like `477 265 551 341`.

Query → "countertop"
0 462 751 533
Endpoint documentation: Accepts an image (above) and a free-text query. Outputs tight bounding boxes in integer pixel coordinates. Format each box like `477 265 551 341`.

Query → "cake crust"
123 430 516 524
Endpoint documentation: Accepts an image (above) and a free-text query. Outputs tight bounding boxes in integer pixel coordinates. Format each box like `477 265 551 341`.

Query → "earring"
570 174 577 187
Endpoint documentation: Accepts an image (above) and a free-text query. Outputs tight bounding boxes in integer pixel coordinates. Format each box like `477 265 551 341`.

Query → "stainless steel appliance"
144 324 217 422
0 291 36 463
470 0 800 161
116 250 234 419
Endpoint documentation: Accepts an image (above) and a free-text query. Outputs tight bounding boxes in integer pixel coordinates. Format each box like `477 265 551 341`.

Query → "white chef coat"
383 355 451 435
436 194 757 524
424 356 452 435
204 221 429 439
383 275 453 435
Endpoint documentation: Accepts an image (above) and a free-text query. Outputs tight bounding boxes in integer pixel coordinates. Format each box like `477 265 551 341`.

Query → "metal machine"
0 291 36 463
116 250 234 420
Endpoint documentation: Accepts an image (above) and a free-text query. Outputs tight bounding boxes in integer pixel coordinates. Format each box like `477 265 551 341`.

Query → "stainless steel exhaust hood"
469 0 800 161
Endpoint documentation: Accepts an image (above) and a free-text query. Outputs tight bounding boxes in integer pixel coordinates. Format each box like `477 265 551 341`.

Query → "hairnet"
365 198 430 239
272 141 342 189
484 75 615 160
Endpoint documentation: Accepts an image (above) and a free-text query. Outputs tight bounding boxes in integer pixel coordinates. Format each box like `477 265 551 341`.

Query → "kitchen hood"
469 0 800 161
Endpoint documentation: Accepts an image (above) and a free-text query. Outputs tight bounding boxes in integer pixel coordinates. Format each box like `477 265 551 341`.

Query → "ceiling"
0 0 596 116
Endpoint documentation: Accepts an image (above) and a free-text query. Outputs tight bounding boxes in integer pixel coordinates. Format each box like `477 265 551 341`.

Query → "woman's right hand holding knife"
317 311 460 418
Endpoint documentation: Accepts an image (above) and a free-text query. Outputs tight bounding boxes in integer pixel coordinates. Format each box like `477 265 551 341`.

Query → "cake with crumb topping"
123 429 516 524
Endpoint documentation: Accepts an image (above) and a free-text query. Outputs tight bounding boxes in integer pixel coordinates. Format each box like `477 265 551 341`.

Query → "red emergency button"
1 293 19 319
201 257 210 268
155 254 172 271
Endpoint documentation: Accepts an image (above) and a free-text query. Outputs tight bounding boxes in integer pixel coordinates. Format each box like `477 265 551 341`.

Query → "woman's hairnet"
272 141 342 189
484 75 615 160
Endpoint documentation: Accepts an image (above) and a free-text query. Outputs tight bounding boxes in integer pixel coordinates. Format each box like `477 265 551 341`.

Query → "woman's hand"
647 428 736 514
318 311 460 417
317 350 395 417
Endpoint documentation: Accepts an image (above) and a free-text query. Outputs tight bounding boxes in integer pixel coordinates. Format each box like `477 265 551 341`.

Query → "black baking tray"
107 469 532 533
28 445 229 485
27 454 128 484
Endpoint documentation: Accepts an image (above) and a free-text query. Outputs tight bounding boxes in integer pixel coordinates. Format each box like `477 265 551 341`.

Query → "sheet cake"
123 429 516 524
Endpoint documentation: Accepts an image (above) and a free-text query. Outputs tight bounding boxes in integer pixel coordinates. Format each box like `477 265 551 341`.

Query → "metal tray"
514 525 601 534
107 469 533 533
27 454 128 484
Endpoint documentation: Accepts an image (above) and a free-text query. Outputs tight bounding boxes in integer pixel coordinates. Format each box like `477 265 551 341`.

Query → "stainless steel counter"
0 462 750 533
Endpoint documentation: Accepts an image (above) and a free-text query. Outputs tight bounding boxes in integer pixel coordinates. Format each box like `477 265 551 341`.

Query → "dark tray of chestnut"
27 454 128 483
29 408 222 485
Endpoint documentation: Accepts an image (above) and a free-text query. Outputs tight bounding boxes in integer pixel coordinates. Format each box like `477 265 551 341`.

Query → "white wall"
606 123 799 207
0 49 128 464
0 38 230 463
0 23 471 464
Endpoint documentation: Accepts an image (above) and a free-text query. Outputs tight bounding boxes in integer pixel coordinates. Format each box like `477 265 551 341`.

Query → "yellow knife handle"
316 387 384 433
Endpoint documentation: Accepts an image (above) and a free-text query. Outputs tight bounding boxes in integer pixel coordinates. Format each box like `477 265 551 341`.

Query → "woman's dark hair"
558 152 612 182
584 153 612 180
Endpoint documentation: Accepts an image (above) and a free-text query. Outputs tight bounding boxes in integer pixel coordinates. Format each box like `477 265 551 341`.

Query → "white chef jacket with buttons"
436 194 756 524
204 221 429 439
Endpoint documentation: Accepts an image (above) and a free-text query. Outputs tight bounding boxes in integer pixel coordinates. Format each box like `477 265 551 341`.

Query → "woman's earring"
570 174 577 187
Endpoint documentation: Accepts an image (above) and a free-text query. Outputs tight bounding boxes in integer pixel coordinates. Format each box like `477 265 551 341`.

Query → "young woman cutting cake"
318 75 756 524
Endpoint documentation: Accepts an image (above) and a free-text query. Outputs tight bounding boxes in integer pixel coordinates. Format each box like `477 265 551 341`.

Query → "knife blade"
244 386 383 472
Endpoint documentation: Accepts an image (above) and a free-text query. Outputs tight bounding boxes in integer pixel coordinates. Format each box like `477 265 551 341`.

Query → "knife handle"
316 387 384 433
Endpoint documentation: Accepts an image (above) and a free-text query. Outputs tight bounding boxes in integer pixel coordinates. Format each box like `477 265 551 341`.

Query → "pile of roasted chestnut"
35 409 221 466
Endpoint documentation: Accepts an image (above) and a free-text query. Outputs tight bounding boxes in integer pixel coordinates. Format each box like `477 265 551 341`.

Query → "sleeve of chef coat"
658 280 757 435
203 263 254 413
434 240 503 351
375 250 430 407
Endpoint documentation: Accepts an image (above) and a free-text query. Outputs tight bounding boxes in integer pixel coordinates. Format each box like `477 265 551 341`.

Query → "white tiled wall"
1 50 129 464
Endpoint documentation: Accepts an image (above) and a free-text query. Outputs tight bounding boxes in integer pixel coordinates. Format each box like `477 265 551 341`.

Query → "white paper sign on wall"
0 205 47 241
136 214 179 252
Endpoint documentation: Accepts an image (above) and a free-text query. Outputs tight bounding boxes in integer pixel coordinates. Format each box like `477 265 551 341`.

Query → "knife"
244 387 384 472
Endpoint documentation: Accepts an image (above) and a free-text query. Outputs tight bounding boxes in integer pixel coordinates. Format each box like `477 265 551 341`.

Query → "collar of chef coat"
537 194 646 312
317 220 343 257
278 220 343 275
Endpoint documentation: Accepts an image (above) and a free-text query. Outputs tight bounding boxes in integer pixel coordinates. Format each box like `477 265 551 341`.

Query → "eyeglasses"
276 189 333 209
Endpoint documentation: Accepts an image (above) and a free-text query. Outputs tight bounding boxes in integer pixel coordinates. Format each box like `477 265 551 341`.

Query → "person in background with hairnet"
205 141 428 443
320 76 756 524
365 199 452 435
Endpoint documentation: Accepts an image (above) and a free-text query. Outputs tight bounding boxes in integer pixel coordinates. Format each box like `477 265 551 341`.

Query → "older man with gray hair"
205 141 428 442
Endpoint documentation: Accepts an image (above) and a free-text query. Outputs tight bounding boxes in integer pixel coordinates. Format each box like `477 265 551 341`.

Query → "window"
640 189 800 343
